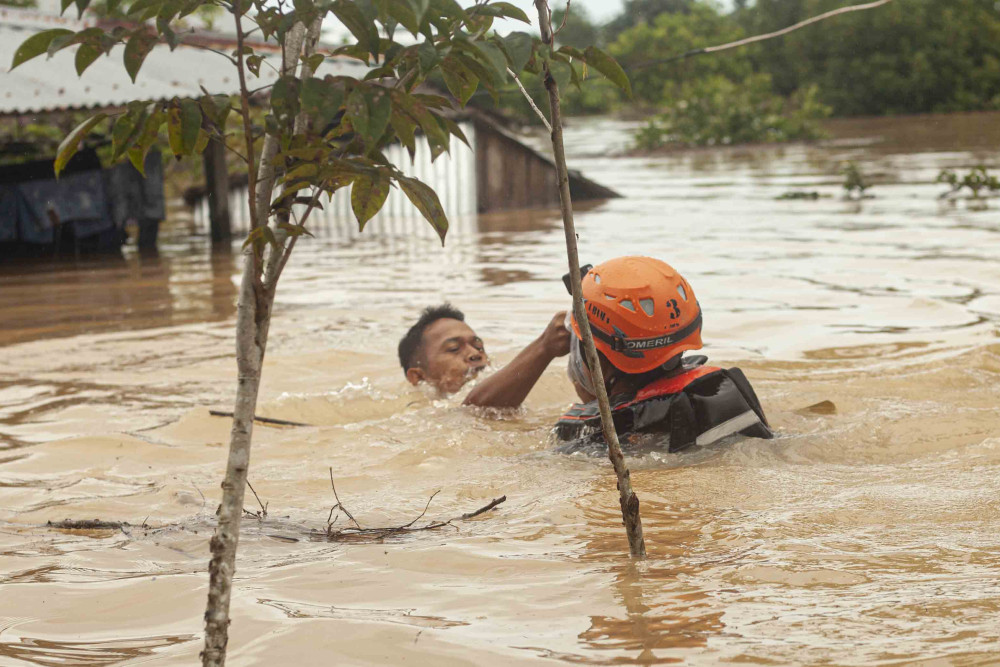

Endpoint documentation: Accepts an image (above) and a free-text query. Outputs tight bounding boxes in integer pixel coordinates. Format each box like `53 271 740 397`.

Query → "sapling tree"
12 0 635 662
525 0 645 558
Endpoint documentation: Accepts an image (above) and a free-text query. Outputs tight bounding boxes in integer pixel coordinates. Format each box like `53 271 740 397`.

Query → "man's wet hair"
398 303 466 373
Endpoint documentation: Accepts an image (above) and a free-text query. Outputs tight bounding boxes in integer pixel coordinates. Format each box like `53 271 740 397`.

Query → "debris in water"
795 400 837 415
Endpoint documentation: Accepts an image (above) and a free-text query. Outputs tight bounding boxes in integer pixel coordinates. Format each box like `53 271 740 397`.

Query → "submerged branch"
329 467 362 530
320 476 507 543
246 479 268 518
208 409 311 427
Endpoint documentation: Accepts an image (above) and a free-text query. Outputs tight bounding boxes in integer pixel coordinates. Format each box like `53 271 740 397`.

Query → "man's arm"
464 312 570 408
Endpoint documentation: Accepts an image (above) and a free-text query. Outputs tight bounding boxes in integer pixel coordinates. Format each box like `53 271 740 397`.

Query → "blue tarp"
0 152 163 249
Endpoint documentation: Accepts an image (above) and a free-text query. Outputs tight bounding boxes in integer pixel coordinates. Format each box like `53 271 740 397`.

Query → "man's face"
406 318 488 394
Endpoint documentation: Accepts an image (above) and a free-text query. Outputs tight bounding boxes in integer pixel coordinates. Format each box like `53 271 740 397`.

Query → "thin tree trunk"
533 0 646 558
201 20 312 667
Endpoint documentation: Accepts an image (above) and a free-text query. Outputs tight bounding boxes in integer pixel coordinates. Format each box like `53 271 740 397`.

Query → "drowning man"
397 303 570 407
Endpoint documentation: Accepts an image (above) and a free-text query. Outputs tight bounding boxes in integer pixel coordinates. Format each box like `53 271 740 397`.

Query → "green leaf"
179 99 202 153
55 113 107 177
332 0 379 58
471 40 508 83
386 0 419 34
126 108 165 175
367 87 392 143
440 56 478 106
111 105 147 160
395 92 449 158
556 45 585 60
47 32 76 58
303 52 324 73
407 0 429 25
277 222 315 238
11 29 73 70
199 94 232 128
300 77 344 127
75 43 102 76
285 162 319 182
127 145 147 173
167 105 183 156
583 46 632 98
157 17 180 50
417 40 439 74
489 1 529 22
549 59 572 90
502 32 533 74
166 99 201 156
351 168 390 228
398 176 448 244
194 128 210 154
123 31 157 83
126 0 162 17
271 76 301 126
390 110 416 160
439 115 470 149
246 54 262 76
330 43 369 63
345 88 370 140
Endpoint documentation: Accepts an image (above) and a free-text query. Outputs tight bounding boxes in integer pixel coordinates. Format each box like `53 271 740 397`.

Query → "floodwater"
2 111 1000 666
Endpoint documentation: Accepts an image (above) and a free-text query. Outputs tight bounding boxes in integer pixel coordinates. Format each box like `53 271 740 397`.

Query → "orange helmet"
570 256 703 374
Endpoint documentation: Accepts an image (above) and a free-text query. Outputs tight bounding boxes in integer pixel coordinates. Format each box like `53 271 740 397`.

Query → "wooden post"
203 136 231 245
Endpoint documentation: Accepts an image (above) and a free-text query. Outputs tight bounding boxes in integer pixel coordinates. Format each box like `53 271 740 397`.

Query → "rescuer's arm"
464 312 570 408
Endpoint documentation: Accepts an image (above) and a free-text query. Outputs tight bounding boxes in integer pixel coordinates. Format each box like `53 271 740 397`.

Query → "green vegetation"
937 166 1000 200
633 74 829 149
842 161 872 200
743 0 1000 116
485 0 1000 148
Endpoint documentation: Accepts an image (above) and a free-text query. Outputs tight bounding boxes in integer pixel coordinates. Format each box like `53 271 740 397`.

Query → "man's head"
398 304 488 393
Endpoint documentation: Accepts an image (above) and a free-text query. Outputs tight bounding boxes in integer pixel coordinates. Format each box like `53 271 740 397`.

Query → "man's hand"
540 311 571 359
463 310 572 409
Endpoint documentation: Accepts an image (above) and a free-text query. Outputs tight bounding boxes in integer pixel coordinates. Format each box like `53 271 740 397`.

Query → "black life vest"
555 356 773 453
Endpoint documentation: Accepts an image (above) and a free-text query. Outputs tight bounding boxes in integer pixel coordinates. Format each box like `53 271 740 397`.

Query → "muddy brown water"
1 112 999 666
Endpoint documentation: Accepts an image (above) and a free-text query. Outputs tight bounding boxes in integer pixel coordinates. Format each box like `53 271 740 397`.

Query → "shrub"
633 74 830 149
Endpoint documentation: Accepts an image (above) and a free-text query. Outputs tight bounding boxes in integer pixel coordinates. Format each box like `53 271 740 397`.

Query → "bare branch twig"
460 495 506 520
246 479 268 517
329 468 362 530
208 409 311 427
318 491 507 543
401 490 441 529
553 0 571 40
507 68 552 133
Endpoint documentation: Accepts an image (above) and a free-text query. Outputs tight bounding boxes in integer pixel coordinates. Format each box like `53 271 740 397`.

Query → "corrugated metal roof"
0 8 368 116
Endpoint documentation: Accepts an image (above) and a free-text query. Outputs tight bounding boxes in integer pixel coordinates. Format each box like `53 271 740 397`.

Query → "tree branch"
506 67 552 133
553 0 571 40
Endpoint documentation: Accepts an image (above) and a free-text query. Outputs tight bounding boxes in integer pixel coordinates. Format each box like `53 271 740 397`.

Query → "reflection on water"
0 248 238 347
0 112 999 666
0 633 198 667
